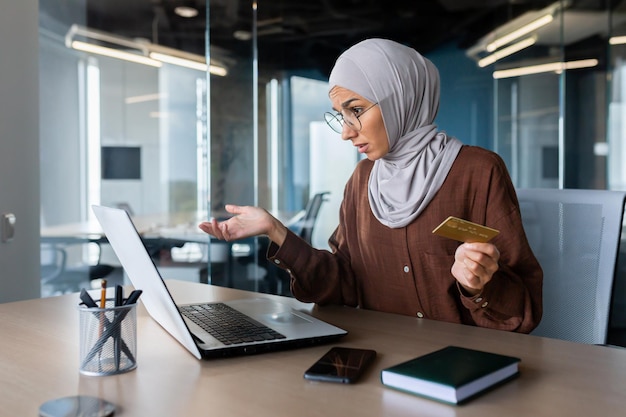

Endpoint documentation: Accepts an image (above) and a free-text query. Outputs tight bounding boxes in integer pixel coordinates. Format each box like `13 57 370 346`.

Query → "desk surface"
1 280 625 417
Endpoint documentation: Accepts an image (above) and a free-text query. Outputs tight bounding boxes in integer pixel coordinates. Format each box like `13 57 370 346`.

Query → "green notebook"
380 346 520 405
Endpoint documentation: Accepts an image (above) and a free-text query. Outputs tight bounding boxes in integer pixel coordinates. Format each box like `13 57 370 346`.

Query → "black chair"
231 191 331 296
267 191 330 295
297 191 330 245
41 241 114 296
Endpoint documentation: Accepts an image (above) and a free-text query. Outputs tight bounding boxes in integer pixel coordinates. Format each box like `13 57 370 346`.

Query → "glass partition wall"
39 1 626 306
610 1 626 192
478 0 610 190
39 1 215 296
608 0 626 346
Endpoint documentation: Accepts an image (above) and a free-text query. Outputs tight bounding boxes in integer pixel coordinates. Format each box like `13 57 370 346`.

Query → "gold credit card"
432 216 500 243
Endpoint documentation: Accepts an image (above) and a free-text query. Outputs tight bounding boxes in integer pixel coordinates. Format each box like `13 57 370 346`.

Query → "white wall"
309 122 359 250
99 58 163 215
0 0 41 302
39 36 84 226
515 75 560 189
98 61 203 216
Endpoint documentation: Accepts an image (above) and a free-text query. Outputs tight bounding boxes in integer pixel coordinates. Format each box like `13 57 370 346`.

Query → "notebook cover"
380 346 520 405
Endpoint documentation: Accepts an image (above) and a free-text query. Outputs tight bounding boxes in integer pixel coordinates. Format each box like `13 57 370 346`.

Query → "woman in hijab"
199 38 543 333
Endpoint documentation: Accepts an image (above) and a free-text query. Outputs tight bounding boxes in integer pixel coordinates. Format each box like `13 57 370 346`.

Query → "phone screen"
303 347 376 384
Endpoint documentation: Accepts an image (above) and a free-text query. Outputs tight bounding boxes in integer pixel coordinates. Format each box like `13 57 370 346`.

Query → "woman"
199 38 542 333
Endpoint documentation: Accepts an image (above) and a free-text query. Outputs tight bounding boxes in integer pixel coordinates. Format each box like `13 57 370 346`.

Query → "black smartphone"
303 346 377 384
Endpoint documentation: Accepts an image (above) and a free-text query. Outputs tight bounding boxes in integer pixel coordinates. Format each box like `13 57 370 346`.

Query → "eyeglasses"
324 102 379 134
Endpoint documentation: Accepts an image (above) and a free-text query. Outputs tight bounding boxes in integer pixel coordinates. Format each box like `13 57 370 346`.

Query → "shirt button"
273 259 281 265
403 265 410 273
481 301 489 308
417 312 424 318
475 297 483 303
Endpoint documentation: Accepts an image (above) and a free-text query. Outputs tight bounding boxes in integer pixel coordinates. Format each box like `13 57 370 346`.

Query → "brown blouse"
268 146 543 333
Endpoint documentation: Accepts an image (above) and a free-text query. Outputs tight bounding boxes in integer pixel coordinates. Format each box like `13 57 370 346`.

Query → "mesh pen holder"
78 300 137 376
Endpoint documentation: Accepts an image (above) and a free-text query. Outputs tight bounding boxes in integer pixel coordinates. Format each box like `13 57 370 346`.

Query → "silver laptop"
92 205 347 359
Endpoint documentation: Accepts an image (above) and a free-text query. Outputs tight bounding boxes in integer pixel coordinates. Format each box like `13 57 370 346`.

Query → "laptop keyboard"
179 303 286 345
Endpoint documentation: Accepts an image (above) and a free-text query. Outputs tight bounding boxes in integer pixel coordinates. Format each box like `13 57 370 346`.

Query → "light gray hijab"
328 38 463 228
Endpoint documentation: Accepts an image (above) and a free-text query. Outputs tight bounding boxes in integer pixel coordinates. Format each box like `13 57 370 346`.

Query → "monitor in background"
101 146 141 180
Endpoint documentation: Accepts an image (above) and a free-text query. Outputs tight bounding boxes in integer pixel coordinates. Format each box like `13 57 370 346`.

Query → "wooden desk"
1 281 625 416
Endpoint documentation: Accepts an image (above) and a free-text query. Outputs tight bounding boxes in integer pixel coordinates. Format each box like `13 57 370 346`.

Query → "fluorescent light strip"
487 14 553 52
73 41 227 76
493 59 599 79
609 36 626 45
149 52 228 76
149 52 206 71
71 40 162 67
125 93 165 104
479 37 536 68
174 6 198 18
208 65 228 77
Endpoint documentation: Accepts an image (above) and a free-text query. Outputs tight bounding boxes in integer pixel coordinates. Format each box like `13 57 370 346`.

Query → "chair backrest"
299 191 330 245
40 243 66 282
516 188 626 344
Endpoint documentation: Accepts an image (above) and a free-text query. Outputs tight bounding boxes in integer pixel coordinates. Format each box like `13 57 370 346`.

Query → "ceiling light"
148 45 228 76
125 93 166 104
478 37 537 68
609 36 626 45
233 30 252 41
70 40 162 67
149 52 206 71
208 64 228 77
486 14 553 52
174 6 199 18
466 1 570 67
492 59 598 79
65 25 227 76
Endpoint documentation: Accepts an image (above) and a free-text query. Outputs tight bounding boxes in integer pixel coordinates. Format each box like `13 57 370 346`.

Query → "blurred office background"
3 1 626 341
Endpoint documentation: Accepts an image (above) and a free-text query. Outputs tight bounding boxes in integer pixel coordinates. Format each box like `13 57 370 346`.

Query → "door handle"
1 213 16 243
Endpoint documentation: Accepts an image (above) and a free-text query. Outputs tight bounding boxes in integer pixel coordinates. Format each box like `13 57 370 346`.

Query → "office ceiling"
82 0 568 75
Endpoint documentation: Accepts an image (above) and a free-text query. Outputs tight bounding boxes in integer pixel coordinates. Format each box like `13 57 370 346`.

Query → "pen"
123 289 143 305
98 279 107 371
114 285 123 370
115 285 123 307
80 288 98 308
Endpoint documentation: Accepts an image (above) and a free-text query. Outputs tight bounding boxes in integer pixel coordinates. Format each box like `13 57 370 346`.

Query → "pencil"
100 279 107 308
98 279 107 351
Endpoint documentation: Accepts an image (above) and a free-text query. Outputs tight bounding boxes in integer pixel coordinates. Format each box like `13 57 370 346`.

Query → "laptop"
91 205 347 359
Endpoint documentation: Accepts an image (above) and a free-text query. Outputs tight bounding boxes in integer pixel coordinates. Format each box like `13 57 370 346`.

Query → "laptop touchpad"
265 311 312 324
